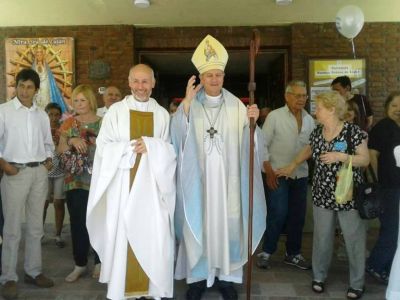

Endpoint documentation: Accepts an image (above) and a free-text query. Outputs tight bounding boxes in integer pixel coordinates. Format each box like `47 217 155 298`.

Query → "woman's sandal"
347 287 364 299
311 280 324 293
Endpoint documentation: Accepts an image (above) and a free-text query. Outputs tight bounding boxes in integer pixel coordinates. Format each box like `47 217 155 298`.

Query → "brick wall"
292 22 400 121
134 26 291 49
1 23 399 121
0 25 134 105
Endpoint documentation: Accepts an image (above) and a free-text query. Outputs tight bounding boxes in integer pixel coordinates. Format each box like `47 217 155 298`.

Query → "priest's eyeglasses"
288 92 308 100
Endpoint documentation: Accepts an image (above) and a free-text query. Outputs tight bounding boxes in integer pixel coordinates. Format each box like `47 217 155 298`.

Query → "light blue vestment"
171 88 266 281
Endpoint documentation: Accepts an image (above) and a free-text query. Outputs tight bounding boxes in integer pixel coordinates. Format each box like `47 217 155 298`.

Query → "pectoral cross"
207 127 217 139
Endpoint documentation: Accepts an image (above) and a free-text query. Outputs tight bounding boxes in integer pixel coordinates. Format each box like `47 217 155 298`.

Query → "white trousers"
0 165 48 283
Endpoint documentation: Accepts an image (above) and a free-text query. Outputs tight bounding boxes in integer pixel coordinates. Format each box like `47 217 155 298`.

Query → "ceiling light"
133 0 150 8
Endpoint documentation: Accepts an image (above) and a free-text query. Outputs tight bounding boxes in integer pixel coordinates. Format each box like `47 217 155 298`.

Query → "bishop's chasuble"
171 87 267 287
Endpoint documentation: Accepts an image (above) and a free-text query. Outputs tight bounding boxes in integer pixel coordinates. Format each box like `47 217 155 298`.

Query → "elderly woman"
57 85 102 282
366 92 400 284
278 91 369 299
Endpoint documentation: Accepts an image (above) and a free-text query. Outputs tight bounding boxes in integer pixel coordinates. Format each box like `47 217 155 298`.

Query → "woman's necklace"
202 102 224 139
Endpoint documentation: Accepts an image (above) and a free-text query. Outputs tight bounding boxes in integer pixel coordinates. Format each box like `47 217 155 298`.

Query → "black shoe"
366 265 389 285
186 281 206 300
311 280 324 293
284 254 311 270
217 281 238 300
347 287 365 299
2 281 17 300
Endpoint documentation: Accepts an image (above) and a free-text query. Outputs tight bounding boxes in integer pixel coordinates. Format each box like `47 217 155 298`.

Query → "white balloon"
335 5 365 39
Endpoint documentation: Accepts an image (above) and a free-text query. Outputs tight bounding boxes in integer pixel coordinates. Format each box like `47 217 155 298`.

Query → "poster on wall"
5 37 75 112
308 58 366 114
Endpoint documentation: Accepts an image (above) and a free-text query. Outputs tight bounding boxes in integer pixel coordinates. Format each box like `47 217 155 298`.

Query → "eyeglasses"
287 92 308 100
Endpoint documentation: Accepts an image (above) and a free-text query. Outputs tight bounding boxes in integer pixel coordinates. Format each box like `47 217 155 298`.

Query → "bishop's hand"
247 104 259 122
182 75 202 115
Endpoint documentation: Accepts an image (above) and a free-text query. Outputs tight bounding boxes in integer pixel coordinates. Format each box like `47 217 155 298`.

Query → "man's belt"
10 161 45 168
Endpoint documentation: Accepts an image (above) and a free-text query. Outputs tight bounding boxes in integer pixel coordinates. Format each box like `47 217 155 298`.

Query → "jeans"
367 188 400 274
262 177 308 255
66 189 100 267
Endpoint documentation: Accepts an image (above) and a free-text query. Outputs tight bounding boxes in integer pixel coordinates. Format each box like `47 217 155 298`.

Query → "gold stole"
125 110 154 297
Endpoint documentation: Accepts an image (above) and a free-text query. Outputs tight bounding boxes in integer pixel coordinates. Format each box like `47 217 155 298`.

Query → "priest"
171 35 267 300
87 64 176 300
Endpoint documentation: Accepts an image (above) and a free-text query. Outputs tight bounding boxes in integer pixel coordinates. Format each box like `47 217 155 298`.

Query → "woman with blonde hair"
278 91 370 299
57 84 102 282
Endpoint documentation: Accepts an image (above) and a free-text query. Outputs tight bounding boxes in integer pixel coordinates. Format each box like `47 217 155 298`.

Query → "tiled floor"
0 226 388 299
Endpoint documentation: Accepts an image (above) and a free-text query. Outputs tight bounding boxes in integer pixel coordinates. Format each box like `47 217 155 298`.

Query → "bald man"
96 86 122 117
87 64 176 300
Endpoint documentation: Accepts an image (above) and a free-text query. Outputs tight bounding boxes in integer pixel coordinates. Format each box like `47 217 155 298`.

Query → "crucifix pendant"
207 127 217 139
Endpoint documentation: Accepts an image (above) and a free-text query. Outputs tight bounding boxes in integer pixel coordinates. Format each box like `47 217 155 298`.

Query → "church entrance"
138 49 289 114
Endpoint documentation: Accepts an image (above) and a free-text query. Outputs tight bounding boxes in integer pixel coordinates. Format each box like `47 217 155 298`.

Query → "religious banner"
308 58 366 114
5 37 75 112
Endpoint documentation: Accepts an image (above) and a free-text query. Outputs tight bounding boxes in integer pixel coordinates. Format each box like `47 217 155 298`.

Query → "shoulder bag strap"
359 95 367 116
345 124 355 155
367 164 378 183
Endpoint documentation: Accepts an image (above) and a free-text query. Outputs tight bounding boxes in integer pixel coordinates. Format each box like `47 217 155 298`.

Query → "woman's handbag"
355 165 383 219
335 155 354 204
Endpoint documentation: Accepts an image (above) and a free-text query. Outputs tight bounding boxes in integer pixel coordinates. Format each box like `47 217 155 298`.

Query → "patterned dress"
59 116 102 191
48 126 64 178
310 122 367 211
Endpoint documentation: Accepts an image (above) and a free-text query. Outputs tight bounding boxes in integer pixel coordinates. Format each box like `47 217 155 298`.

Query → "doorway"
138 49 289 111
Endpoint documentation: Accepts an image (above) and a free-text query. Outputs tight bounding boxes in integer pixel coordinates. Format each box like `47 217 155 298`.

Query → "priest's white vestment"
87 96 176 299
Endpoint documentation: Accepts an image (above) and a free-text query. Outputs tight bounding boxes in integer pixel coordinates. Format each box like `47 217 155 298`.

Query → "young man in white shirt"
0 69 54 300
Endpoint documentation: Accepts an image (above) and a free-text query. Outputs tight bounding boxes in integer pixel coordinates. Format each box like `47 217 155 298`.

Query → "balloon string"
351 38 356 59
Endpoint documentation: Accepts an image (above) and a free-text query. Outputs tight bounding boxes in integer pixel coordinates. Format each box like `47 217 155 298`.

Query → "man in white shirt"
96 86 122 117
0 69 54 300
257 80 315 270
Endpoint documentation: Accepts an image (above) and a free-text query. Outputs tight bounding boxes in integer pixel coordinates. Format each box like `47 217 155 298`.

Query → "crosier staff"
246 29 260 300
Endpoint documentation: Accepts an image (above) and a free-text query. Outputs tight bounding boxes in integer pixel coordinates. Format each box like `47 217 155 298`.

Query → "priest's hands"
132 138 147 154
247 104 259 121
182 75 202 116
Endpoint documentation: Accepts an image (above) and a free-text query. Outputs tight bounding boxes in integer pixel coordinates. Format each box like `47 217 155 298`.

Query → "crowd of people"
0 34 399 300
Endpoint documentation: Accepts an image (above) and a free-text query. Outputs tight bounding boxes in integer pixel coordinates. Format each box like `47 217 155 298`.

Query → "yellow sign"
313 60 364 79
308 59 366 114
